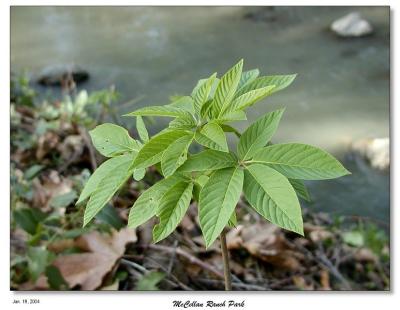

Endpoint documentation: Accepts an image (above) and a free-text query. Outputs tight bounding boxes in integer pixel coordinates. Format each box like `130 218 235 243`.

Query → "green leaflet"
178 149 237 172
199 122 228 152
124 105 192 118
133 130 190 169
89 123 140 157
211 59 243 118
235 74 297 98
238 69 260 89
199 167 244 248
223 85 276 114
193 73 217 116
136 116 149 142
195 132 226 152
251 143 351 180
133 168 146 181
161 134 194 177
243 164 304 235
168 114 197 130
216 110 247 123
289 179 311 202
168 96 195 115
76 154 134 205
237 108 284 160
219 124 241 138
227 210 237 228
83 153 136 227
127 175 182 228
153 182 194 242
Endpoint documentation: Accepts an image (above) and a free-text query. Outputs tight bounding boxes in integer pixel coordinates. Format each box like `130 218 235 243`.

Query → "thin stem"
220 230 232 291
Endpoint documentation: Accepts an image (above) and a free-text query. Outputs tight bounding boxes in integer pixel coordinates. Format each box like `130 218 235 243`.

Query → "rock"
331 12 373 37
37 64 89 86
351 137 389 171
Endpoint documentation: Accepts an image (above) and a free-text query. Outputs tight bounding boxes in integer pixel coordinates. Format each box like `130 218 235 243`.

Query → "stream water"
11 6 390 224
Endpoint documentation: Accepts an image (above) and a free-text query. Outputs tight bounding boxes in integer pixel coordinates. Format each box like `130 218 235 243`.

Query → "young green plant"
77 59 350 290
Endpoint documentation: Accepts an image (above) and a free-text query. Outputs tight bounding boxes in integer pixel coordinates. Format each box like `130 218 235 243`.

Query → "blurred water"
10 6 390 223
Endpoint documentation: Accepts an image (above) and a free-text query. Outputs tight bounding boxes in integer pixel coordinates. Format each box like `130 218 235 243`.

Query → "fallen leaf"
36 131 59 160
240 222 302 271
26 228 137 290
354 248 378 264
293 275 314 290
320 269 331 290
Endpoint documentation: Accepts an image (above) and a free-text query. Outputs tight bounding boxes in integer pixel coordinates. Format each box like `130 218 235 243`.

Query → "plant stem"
220 230 232 291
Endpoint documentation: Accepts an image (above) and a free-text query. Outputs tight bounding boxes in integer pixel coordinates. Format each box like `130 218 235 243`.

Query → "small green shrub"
77 59 350 288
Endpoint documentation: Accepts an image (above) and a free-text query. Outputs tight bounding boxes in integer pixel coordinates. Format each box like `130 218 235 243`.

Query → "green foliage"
251 143 350 180
89 123 140 157
79 59 349 247
135 271 165 290
199 167 244 247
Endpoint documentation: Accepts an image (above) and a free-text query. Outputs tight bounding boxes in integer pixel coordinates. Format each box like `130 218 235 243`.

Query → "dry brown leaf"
32 170 73 211
57 135 85 161
320 269 331 290
36 131 60 160
354 248 378 263
29 228 137 290
240 223 302 271
293 275 314 290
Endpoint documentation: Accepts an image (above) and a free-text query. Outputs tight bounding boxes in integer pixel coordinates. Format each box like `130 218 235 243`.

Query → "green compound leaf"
243 164 303 235
289 179 311 202
136 116 149 142
235 74 297 98
89 123 140 157
199 167 244 248
199 122 228 152
238 69 260 89
193 73 217 116
133 130 191 169
251 143 351 180
83 153 135 227
77 154 134 205
161 134 194 177
153 182 194 242
223 85 276 114
178 149 237 172
127 175 183 228
237 108 284 160
211 59 243 118
124 105 192 118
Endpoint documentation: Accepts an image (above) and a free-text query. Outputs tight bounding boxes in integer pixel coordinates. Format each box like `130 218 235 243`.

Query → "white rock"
352 137 389 171
331 12 373 37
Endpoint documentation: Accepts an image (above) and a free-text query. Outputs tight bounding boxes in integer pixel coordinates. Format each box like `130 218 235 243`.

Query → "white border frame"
2 1 397 309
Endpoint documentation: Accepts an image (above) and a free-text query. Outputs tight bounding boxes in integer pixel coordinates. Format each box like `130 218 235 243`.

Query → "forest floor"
10 75 390 291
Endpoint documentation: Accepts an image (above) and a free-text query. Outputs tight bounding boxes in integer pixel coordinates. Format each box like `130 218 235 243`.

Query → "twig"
220 230 232 290
143 244 225 280
197 279 269 291
167 240 179 275
144 256 193 291
77 125 97 170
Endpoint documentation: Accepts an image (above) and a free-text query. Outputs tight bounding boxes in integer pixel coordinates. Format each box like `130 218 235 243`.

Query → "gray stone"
351 137 389 171
37 64 89 86
331 12 373 37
